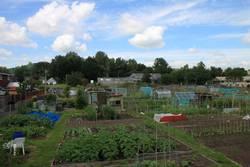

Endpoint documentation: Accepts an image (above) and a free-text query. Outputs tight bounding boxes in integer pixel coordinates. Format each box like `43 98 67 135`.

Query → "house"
46 78 57 85
0 73 13 88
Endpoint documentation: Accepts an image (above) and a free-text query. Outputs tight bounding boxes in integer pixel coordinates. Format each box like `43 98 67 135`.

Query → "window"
0 75 2 80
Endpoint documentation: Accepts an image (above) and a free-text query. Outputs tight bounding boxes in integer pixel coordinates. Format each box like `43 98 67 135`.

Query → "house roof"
7 82 19 88
47 77 56 83
0 72 13 76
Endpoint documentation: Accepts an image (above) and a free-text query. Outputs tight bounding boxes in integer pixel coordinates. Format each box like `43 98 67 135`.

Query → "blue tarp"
12 131 25 139
27 111 60 123
140 86 153 97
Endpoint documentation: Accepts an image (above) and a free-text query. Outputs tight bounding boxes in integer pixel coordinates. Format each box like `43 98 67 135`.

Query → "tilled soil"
200 134 250 167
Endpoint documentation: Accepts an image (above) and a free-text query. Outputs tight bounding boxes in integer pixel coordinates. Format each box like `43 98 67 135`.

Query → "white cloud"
82 33 92 41
188 48 199 53
27 1 95 36
52 34 87 53
0 17 37 48
129 26 165 48
209 33 245 40
0 48 12 60
118 13 145 35
110 48 250 69
242 32 250 44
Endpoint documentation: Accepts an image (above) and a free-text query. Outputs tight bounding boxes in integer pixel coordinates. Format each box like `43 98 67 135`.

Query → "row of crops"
55 125 176 164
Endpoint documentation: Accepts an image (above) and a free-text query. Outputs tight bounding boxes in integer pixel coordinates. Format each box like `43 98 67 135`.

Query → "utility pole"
44 69 47 95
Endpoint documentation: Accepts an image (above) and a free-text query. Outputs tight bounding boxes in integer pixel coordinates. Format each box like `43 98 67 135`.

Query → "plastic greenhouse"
175 92 197 106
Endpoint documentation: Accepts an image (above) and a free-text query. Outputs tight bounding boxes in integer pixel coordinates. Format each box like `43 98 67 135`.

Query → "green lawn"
15 111 72 167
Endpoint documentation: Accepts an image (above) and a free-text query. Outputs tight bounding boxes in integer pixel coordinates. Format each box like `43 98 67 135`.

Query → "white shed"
47 78 57 85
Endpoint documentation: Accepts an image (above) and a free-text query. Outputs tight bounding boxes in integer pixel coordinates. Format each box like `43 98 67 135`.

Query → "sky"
0 0 250 69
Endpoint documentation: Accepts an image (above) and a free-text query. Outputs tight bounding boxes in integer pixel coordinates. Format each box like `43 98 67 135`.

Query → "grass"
14 110 73 167
143 117 241 167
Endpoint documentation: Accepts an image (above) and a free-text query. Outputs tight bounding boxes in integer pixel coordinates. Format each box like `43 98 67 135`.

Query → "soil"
200 134 250 167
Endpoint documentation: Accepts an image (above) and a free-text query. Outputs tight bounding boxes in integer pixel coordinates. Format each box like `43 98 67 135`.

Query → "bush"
85 106 96 121
101 105 117 120
75 87 87 109
46 94 57 105
0 114 53 129
17 103 29 114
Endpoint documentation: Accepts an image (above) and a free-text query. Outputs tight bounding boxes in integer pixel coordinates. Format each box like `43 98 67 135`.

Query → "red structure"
154 113 187 123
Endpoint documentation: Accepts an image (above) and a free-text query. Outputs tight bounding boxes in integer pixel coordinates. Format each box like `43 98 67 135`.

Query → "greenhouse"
175 92 197 106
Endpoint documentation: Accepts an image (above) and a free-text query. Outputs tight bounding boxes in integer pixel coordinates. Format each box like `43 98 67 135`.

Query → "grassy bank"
15 111 72 167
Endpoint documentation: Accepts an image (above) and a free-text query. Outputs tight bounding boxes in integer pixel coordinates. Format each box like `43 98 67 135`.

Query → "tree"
82 57 100 81
224 67 247 81
210 66 223 78
66 72 84 86
153 58 172 74
161 73 173 85
0 66 9 73
142 72 151 83
75 87 87 109
50 52 83 82
95 51 110 77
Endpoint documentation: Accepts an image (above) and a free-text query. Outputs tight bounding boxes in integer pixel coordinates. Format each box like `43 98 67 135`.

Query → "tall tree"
153 58 172 74
95 51 110 77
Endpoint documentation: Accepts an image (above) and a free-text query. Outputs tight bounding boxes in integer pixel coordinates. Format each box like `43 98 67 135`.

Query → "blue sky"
0 0 250 68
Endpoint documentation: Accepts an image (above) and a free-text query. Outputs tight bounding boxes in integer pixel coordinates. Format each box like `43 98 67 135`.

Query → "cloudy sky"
0 0 250 68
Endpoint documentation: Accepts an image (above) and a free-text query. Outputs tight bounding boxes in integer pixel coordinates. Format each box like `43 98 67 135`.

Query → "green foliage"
142 72 151 83
0 114 53 140
61 97 75 108
66 72 84 86
17 102 29 114
56 126 176 163
153 57 172 74
46 94 57 104
101 105 117 120
84 106 96 121
75 87 87 109
63 85 70 98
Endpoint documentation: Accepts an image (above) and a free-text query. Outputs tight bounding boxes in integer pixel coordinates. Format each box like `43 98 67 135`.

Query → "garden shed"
107 94 125 112
140 86 153 97
175 92 197 106
154 89 171 99
111 87 128 97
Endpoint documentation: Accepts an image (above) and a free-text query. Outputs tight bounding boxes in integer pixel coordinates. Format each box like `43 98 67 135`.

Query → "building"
47 78 57 85
85 88 125 112
154 89 171 98
107 94 125 112
98 73 161 85
0 73 13 88
214 76 250 88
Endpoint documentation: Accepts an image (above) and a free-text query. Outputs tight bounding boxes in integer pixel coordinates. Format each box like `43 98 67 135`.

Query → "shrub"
101 105 117 120
17 103 29 114
75 87 87 109
46 94 57 105
64 85 70 98
85 106 96 121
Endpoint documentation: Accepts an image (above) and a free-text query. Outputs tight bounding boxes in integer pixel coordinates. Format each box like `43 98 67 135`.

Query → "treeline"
0 51 248 86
